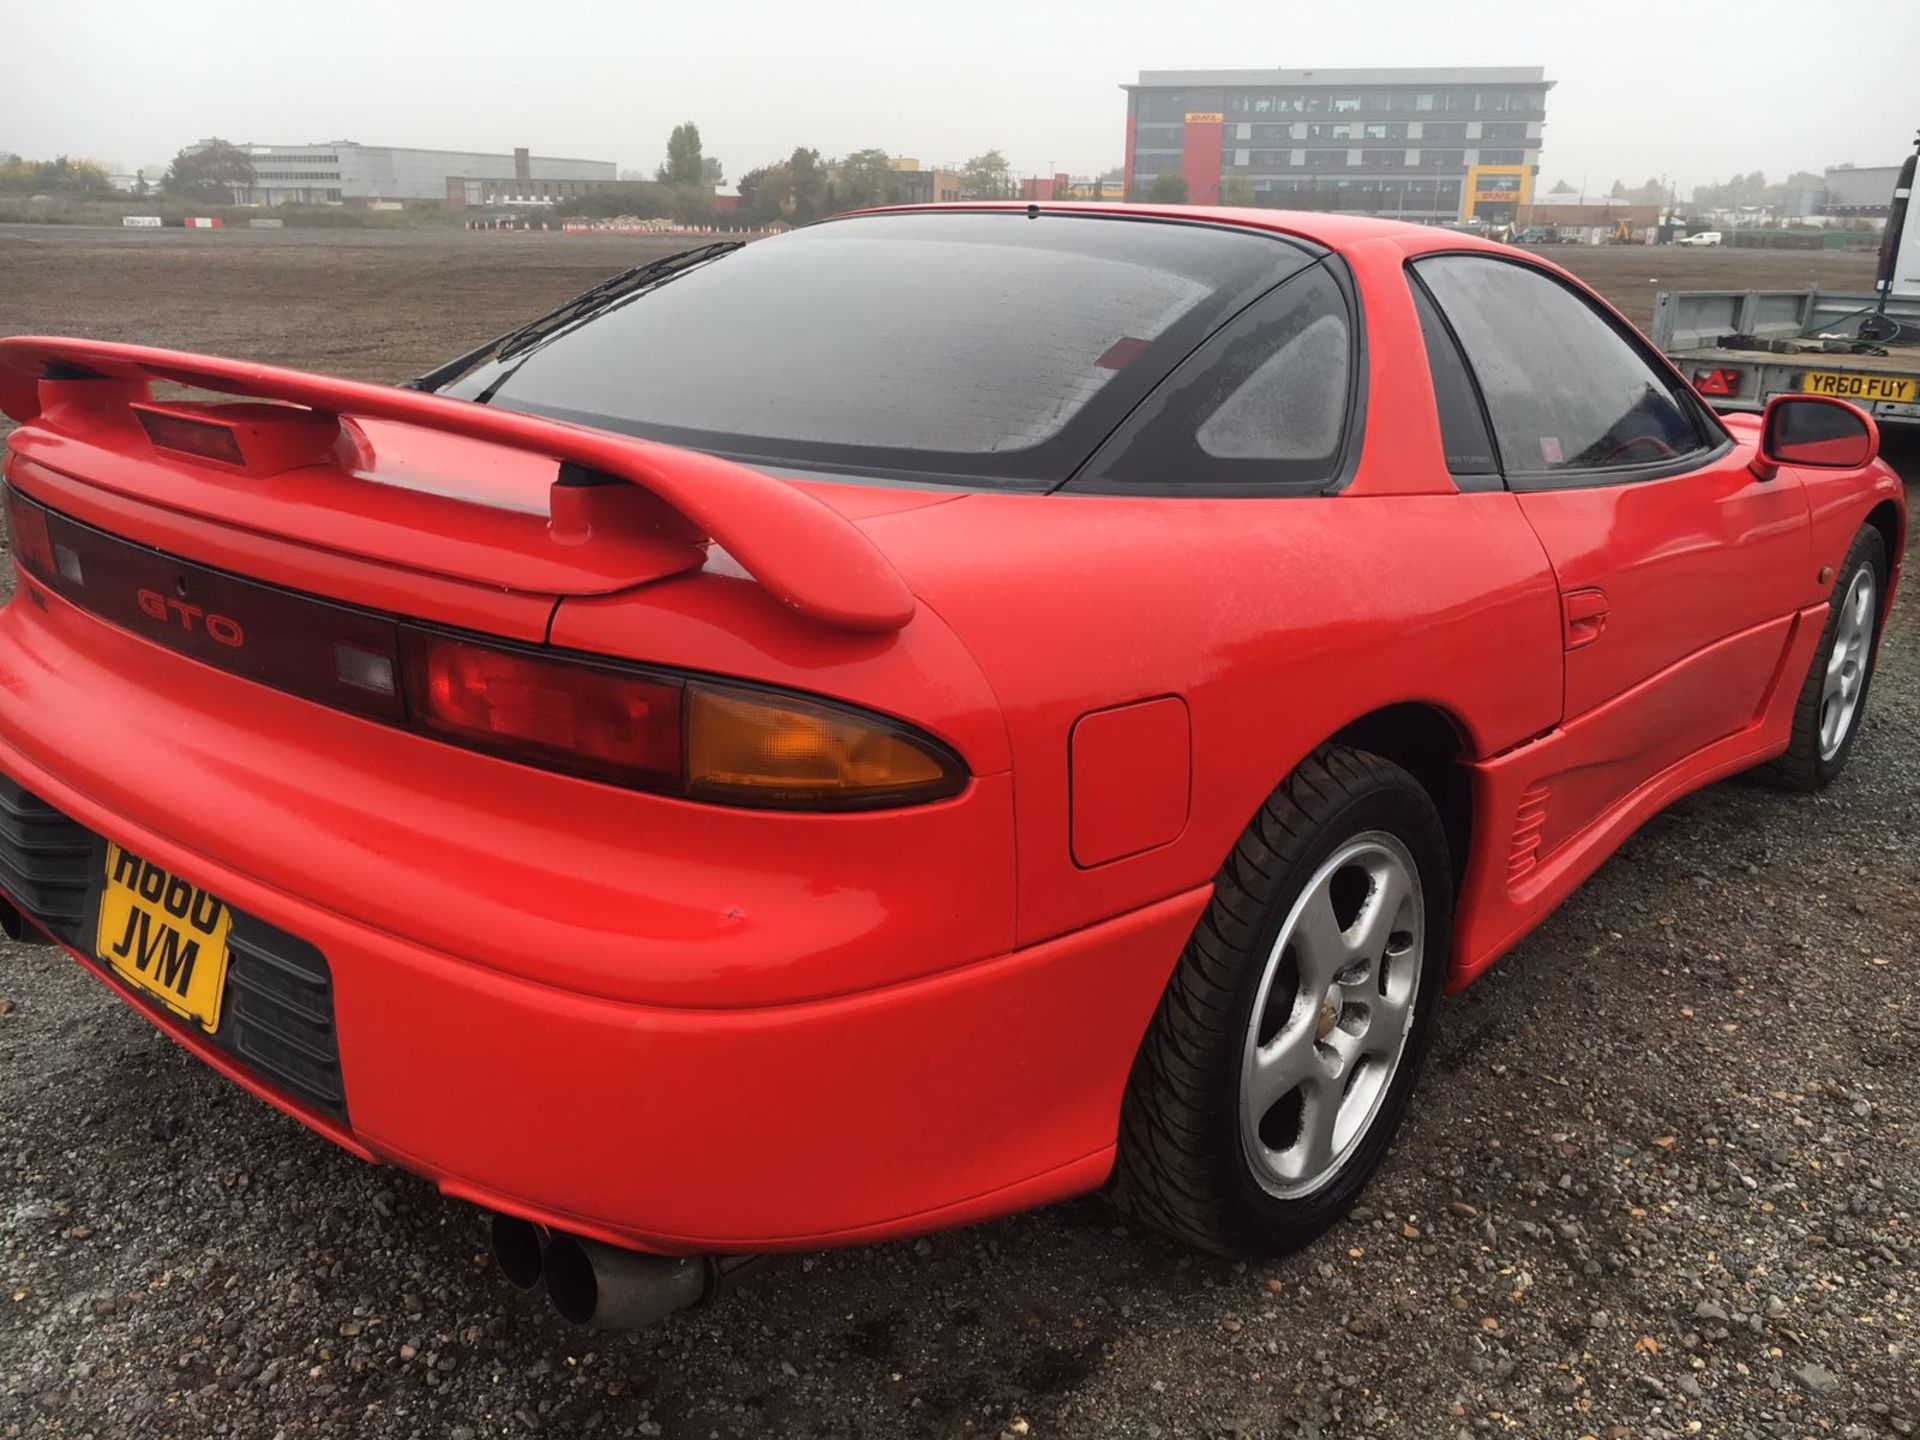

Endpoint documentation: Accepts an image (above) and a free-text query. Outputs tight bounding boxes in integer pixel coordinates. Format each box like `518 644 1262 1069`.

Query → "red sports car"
0 205 1902 1328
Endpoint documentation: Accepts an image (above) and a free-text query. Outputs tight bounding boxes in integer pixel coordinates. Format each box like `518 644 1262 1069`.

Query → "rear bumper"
0 584 1205 1250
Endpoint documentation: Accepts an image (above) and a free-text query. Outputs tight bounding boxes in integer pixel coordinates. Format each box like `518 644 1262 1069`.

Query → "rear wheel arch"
1328 703 1474 893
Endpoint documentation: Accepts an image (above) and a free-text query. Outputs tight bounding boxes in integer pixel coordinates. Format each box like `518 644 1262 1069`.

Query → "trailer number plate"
1799 371 1917 403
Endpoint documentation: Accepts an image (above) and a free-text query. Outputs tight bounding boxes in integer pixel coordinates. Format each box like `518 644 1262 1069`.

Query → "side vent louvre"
1506 781 1552 883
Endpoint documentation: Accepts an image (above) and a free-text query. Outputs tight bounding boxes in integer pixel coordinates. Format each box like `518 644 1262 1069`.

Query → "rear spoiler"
0 336 916 633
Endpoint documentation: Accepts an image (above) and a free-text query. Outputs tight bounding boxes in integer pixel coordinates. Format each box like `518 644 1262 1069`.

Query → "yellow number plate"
1799 371 1917 403
95 843 233 1033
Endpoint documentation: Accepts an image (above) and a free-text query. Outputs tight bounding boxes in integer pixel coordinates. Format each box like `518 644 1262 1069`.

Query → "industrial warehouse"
219 138 616 207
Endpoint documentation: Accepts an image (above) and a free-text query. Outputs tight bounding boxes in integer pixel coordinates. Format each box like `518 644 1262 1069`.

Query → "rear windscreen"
446 212 1313 486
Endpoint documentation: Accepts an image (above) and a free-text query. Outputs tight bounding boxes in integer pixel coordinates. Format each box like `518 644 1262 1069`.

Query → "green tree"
1548 178 1576 194
0 152 114 195
161 139 253 202
735 162 793 224
786 147 827 222
1221 175 1256 207
1145 172 1188 204
657 122 708 186
961 149 1014 199
832 148 898 212
661 183 716 225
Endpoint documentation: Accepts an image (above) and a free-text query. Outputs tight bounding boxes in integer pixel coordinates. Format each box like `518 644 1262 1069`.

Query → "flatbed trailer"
1651 287 1920 426
1652 138 1920 428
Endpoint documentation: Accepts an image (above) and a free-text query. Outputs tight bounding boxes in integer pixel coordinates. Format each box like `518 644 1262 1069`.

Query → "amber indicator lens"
686 683 964 808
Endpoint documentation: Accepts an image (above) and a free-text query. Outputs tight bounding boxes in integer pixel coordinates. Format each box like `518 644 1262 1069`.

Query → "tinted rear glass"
1077 263 1357 493
447 212 1314 486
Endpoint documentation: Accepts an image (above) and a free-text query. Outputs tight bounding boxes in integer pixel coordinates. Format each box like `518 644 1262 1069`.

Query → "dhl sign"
1184 112 1225 124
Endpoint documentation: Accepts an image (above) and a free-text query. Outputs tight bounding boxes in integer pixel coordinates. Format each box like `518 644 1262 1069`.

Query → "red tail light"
3 483 55 580
402 632 684 788
1692 367 1742 397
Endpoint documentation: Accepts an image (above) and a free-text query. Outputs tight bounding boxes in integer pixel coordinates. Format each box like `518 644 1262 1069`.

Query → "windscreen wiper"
402 241 744 395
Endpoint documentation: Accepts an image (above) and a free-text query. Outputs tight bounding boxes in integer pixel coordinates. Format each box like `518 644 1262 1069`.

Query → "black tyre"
1771 526 1887 792
1111 745 1451 1257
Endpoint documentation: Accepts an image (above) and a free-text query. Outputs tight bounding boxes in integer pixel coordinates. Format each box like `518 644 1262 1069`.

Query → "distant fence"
1727 229 1879 252
558 221 784 238
459 219 782 238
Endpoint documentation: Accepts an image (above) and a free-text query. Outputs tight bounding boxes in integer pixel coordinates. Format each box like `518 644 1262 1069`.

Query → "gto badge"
137 587 245 648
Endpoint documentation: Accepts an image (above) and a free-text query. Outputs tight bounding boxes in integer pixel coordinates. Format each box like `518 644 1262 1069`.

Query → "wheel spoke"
1284 1078 1338 1181
1826 641 1849 692
1291 885 1355 987
1363 972 1414 1041
1348 857 1410 964
1247 1027 1318 1115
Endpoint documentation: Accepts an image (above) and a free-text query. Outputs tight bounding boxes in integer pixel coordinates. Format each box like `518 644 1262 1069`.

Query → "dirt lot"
0 224 1914 1440
0 223 1883 381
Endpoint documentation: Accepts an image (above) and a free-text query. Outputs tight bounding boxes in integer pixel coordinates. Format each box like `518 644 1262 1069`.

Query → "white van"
1676 230 1723 246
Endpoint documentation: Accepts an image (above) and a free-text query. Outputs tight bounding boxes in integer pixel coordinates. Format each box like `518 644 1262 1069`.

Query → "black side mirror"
1751 394 1878 480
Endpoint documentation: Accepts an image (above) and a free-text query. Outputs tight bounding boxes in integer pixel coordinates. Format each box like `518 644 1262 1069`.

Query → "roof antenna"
1027 202 1039 219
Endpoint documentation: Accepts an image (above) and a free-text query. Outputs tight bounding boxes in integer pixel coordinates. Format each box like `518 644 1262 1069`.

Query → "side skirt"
1447 604 1823 991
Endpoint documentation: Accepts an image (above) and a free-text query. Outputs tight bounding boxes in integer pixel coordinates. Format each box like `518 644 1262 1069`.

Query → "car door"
1410 254 1810 828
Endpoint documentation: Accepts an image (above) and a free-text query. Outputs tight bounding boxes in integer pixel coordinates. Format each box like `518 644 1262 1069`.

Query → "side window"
1414 255 1707 482
1077 263 1355 493
1407 274 1499 483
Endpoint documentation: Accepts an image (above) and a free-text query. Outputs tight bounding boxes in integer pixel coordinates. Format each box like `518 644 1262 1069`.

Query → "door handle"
1563 588 1609 650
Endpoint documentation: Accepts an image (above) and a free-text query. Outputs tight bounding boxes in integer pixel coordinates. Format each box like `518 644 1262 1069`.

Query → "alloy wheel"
1819 566 1875 761
1239 832 1425 1198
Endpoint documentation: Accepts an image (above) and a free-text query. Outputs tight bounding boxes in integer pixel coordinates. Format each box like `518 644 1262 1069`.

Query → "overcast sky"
3 0 1915 192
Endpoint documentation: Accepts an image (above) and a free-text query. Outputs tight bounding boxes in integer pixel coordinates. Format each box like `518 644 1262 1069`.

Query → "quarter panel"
874 490 1563 947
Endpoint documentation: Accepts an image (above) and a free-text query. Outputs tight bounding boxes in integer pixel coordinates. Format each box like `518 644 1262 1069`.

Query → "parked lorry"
1653 139 1920 427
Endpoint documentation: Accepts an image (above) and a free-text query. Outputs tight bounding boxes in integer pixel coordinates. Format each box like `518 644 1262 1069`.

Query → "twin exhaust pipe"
490 1213 766 1329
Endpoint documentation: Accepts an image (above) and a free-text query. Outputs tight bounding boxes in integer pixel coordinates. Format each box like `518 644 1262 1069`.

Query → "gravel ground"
0 225 1916 1439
